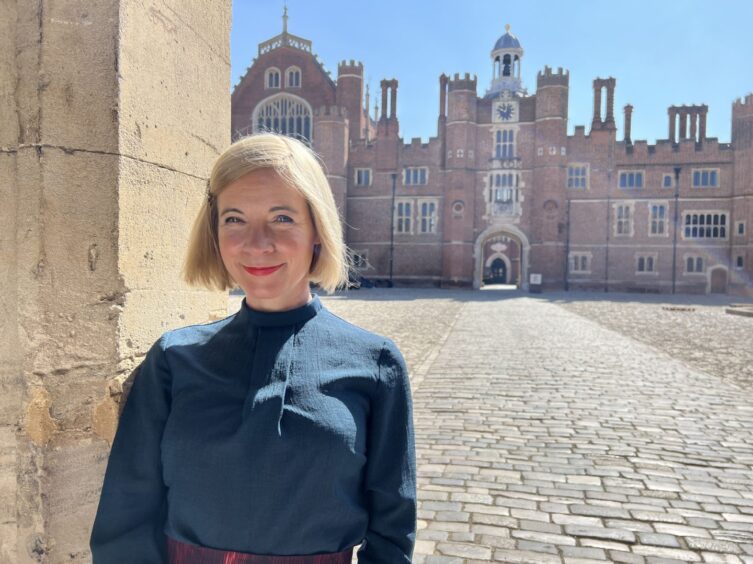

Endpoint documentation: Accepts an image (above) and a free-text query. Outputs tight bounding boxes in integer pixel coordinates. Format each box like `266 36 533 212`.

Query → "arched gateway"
473 225 531 290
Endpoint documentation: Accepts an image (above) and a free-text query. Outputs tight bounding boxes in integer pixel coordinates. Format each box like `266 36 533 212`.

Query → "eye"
273 215 294 224
223 216 243 224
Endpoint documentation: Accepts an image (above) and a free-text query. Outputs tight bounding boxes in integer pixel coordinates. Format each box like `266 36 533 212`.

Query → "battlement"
537 66 569 87
258 32 312 56
734 93 753 107
402 136 433 149
314 105 348 119
337 59 364 75
618 136 733 159
733 93 753 119
448 73 477 92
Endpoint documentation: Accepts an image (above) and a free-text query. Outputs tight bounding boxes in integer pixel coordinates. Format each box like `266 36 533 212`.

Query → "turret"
487 24 524 97
336 60 365 142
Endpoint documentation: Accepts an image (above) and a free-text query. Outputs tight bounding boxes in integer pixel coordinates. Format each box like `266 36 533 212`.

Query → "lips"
243 264 284 276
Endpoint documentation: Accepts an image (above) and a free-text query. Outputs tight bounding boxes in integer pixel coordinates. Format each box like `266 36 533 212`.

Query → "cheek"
218 229 245 250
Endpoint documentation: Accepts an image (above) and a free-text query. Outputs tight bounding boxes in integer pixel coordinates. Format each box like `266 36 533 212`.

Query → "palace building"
231 11 753 295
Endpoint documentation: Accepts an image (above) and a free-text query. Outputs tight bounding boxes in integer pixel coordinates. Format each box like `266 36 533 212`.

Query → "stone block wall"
0 1 231 561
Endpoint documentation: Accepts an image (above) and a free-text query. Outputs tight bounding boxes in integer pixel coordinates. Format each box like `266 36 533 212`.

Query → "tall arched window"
253 94 312 142
265 68 281 89
286 66 301 88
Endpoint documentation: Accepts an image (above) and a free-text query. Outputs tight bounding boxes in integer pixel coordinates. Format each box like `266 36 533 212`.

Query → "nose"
243 223 274 254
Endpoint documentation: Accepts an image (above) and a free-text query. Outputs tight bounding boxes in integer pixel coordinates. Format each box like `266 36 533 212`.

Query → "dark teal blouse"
90 295 416 563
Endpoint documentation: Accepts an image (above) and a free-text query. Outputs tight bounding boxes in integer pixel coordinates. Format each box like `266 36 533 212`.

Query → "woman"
90 133 417 563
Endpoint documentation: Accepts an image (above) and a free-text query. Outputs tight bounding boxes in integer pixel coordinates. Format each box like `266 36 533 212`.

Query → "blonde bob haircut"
183 133 350 293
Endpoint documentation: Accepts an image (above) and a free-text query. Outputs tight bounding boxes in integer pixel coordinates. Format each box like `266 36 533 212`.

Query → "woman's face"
217 168 319 312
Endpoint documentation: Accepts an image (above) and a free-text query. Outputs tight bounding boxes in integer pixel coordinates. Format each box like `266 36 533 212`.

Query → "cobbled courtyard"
232 288 753 563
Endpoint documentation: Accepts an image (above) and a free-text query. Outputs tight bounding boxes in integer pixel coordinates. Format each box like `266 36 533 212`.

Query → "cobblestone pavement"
230 289 753 563
550 292 753 395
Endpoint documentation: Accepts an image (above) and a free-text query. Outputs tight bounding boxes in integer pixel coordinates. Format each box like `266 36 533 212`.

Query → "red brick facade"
232 21 753 296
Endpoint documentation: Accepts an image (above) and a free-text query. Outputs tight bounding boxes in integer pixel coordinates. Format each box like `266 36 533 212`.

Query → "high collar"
236 294 322 328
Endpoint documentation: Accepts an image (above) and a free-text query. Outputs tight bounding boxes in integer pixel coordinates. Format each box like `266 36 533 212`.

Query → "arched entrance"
708 266 728 294
474 225 531 290
484 255 509 284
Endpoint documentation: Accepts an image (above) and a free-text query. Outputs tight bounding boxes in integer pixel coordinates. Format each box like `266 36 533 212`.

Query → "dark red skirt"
166 536 354 564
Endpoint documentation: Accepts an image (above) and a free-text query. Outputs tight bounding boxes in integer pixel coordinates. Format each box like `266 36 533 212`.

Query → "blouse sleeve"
90 337 171 563
358 340 417 563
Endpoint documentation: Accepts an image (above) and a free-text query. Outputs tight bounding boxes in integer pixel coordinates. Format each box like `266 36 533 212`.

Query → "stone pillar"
679 108 688 140
699 105 708 141
380 79 388 121
439 74 448 118
592 80 602 129
0 1 231 562
624 104 633 143
389 79 398 119
668 107 676 143
690 107 698 141
604 78 616 128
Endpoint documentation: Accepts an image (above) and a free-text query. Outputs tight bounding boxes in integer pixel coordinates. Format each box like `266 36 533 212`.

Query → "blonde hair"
183 133 350 293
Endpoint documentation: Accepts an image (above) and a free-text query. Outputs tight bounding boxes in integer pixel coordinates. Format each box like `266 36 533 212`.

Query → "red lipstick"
243 264 283 276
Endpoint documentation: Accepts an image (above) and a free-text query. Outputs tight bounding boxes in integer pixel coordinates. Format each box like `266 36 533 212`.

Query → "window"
265 68 281 89
447 149 452 159
615 204 633 236
619 171 644 189
495 129 515 159
692 168 719 188
738 222 746 236
569 253 591 274
567 164 588 189
662 174 674 189
395 200 413 233
649 203 668 236
468 149 474 160
254 95 312 141
736 256 744 269
489 172 519 201
683 212 728 239
418 199 438 233
456 149 464 158
286 66 301 88
403 167 428 185
354 168 372 187
636 255 657 273
685 256 704 274
537 147 544 156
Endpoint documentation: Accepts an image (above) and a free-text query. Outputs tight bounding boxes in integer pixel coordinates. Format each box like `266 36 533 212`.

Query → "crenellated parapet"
337 59 364 76
732 93 753 150
314 105 348 119
617 136 733 160
536 66 569 88
401 136 440 152
448 73 477 93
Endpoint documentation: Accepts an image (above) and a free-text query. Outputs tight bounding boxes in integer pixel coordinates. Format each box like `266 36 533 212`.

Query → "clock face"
495 102 516 122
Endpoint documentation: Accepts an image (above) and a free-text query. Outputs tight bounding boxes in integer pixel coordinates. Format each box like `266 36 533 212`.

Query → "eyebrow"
219 205 300 216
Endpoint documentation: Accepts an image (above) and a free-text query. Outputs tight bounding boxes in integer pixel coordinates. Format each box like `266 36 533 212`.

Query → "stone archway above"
474 224 531 290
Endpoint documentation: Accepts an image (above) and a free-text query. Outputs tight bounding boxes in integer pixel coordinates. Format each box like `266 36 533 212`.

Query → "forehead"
219 168 307 205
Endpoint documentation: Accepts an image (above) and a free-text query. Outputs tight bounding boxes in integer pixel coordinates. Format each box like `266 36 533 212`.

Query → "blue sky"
231 1 753 144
